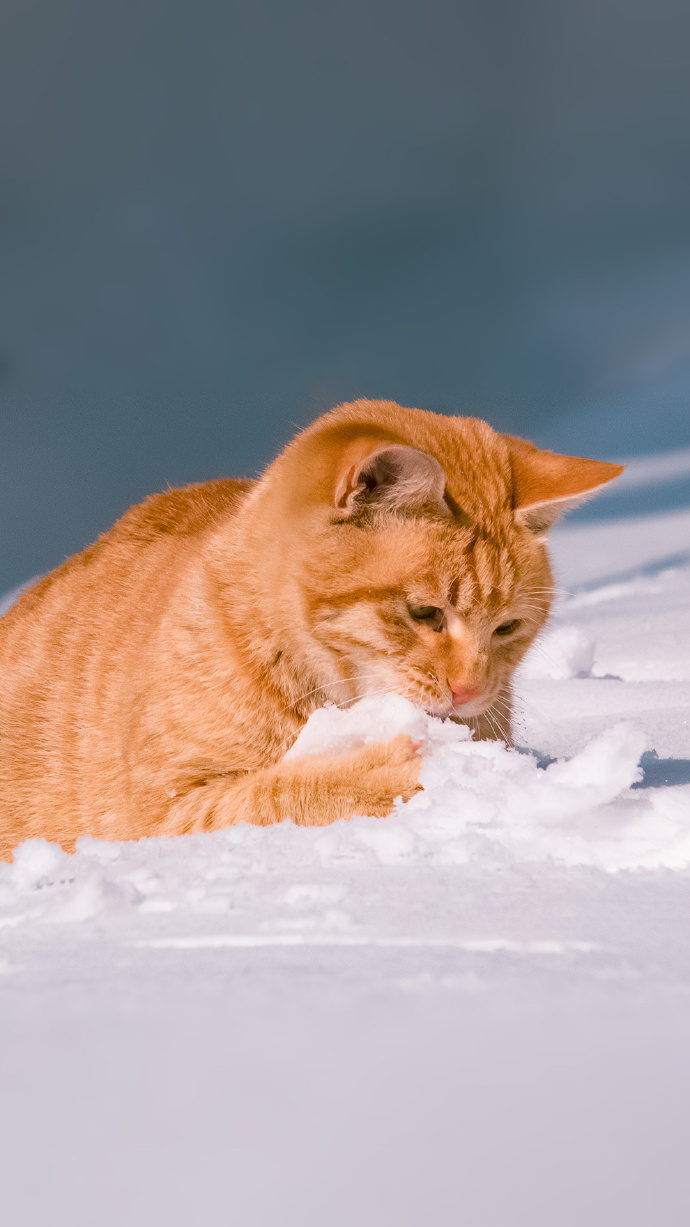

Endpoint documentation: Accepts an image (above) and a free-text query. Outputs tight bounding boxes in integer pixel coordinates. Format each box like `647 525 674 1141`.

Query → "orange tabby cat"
0 399 622 858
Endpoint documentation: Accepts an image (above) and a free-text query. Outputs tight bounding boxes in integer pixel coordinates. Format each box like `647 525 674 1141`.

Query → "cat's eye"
494 619 521 637
407 603 445 632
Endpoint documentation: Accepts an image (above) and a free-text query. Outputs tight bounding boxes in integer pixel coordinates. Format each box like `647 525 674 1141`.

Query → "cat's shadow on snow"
522 747 690 789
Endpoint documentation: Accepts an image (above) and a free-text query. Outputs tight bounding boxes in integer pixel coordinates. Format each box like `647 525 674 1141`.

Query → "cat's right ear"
334 444 448 517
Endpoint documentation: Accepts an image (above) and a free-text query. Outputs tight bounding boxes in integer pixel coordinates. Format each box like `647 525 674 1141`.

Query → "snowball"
11 839 73 890
520 625 596 680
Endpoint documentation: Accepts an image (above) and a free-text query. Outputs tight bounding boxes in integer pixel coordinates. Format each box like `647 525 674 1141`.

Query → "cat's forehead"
372 518 532 603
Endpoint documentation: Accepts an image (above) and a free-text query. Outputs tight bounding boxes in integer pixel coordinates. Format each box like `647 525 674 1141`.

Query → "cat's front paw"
288 733 423 826
351 732 424 816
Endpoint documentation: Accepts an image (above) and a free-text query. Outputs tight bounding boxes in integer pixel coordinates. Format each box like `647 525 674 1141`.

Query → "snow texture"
1 457 690 1227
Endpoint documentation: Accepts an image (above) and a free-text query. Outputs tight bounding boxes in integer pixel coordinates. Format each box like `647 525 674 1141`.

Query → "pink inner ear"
504 434 624 510
333 437 391 510
334 463 359 509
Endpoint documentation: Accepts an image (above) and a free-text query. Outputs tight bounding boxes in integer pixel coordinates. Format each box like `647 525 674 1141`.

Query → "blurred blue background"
1 0 690 592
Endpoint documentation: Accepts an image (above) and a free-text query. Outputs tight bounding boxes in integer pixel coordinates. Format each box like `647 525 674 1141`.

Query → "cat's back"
0 477 255 852
1 477 255 629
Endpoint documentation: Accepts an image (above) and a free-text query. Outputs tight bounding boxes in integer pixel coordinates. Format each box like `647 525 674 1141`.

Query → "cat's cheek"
494 630 536 660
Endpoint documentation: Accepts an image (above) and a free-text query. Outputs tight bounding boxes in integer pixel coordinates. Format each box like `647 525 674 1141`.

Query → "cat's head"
259 401 623 725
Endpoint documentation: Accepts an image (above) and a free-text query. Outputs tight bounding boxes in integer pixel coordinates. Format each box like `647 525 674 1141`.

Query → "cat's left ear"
334 444 448 517
504 434 624 537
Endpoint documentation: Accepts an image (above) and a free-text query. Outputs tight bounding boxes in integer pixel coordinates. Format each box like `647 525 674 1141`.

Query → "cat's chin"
425 698 493 721
421 701 457 720
396 695 484 720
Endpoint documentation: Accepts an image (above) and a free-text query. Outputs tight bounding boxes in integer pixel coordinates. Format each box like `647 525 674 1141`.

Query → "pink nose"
450 685 482 707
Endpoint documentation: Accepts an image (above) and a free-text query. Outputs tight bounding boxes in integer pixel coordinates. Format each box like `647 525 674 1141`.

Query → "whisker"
510 689 548 732
528 589 570 596
288 670 381 709
339 686 397 709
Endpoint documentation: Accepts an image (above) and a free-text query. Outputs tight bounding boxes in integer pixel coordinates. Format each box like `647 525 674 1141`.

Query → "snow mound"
1 697 689 937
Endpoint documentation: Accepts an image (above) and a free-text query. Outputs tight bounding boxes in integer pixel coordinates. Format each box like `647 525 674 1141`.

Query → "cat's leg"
159 733 423 835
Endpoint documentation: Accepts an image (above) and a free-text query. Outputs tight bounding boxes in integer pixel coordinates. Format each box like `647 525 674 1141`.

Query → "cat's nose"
450 684 482 707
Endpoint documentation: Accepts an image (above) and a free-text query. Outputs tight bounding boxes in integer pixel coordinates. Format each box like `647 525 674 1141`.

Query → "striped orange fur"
0 400 623 858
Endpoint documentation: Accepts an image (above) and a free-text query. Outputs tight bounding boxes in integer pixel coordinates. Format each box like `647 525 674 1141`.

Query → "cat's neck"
201 479 344 720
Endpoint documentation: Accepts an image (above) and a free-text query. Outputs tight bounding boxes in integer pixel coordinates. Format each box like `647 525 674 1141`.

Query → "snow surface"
1 462 690 1226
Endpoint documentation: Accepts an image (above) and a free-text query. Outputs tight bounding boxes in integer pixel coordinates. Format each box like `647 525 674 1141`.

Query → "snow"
1 455 690 1226
518 623 596 678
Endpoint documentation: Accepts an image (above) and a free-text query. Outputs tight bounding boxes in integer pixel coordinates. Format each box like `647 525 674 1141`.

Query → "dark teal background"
2 0 690 591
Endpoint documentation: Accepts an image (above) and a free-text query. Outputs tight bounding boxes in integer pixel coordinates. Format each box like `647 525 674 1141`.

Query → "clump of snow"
285 692 469 760
520 625 596 679
10 838 72 890
286 695 687 872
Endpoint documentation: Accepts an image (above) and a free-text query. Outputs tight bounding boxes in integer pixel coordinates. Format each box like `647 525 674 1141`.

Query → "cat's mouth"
421 691 493 720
